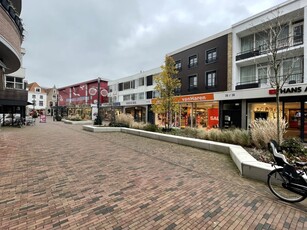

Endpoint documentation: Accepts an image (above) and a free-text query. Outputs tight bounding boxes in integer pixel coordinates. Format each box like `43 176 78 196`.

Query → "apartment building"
215 0 307 141
0 0 26 124
108 68 160 124
166 29 232 128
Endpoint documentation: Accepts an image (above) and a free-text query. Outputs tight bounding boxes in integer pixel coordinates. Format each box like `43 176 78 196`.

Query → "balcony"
0 0 24 36
236 35 304 61
235 73 304 90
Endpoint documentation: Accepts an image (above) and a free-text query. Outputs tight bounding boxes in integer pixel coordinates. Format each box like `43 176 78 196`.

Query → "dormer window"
35 87 41 93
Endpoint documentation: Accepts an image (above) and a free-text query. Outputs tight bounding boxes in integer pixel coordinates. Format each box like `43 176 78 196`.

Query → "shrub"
143 124 160 132
115 113 134 127
281 137 305 157
250 118 287 149
109 122 129 127
178 127 199 138
68 115 82 121
130 121 147 130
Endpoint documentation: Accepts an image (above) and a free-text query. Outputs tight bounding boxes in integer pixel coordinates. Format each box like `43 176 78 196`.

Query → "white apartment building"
215 0 307 141
108 67 161 123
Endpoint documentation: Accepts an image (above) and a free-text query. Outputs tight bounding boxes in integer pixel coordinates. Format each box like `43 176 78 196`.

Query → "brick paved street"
0 118 306 229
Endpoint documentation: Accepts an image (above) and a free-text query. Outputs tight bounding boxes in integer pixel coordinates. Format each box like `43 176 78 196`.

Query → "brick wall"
0 6 22 56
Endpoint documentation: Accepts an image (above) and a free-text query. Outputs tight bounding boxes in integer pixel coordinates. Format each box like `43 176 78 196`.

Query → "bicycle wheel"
268 168 305 203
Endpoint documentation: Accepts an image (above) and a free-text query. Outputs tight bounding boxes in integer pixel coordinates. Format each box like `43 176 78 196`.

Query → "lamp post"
96 77 102 125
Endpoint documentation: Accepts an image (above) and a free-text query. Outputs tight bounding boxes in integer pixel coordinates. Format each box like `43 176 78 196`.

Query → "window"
175 60 182 70
146 91 153 99
257 66 268 84
35 87 41 93
40 95 43 99
123 95 130 101
153 91 160 98
139 92 144 100
5 76 23 89
256 32 269 52
139 77 144 86
32 95 36 98
118 83 123 91
49 101 53 107
123 81 131 90
293 22 303 45
131 93 136 100
146 75 153 86
189 55 198 68
189 75 197 90
206 49 217 63
206 71 216 87
241 35 254 53
240 65 256 84
39 101 43 106
131 80 135 89
277 25 289 48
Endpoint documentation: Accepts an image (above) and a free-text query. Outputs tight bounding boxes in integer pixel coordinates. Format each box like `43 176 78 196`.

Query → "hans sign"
269 86 307 95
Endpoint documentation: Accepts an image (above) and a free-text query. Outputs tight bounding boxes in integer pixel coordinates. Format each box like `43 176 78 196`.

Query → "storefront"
216 84 307 142
121 99 152 123
153 93 219 129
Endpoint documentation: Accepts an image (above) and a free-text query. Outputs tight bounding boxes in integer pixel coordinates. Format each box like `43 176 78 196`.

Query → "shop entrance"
248 101 306 141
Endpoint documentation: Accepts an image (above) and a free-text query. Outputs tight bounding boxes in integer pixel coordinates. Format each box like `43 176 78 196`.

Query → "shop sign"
177 93 214 103
208 108 219 128
269 86 307 95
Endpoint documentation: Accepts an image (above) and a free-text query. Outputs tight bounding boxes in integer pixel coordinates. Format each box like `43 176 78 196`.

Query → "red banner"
208 108 219 128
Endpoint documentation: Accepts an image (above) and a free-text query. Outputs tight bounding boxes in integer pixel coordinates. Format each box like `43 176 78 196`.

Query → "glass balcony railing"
235 73 304 90
236 35 303 61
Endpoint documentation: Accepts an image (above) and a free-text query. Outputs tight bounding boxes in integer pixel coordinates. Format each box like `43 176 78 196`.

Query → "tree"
253 9 302 144
152 55 181 130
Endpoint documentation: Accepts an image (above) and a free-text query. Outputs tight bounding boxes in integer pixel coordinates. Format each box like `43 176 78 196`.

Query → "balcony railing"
235 73 304 90
236 35 303 61
0 0 24 37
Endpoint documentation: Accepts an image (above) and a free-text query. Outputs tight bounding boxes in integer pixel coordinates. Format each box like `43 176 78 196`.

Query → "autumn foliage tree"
152 55 181 129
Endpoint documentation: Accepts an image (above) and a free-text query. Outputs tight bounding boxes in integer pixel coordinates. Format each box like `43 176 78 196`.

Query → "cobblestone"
0 117 306 229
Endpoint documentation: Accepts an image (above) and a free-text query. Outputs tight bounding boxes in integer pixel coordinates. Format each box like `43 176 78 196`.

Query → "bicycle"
267 140 307 202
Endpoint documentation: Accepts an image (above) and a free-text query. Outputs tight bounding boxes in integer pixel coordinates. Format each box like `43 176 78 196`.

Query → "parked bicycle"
267 140 307 202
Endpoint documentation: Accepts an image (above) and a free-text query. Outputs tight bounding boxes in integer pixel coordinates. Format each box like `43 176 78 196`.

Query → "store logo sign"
269 86 307 95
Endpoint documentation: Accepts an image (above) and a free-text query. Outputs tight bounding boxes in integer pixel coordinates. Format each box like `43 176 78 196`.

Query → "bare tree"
251 8 303 144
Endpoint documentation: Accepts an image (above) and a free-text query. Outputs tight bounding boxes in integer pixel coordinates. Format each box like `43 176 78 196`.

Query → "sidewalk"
0 117 306 229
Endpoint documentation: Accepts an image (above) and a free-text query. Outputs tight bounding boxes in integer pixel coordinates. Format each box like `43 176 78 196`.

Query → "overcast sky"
21 0 286 88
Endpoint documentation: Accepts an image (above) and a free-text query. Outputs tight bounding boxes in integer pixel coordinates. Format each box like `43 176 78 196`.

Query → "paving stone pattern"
0 118 306 229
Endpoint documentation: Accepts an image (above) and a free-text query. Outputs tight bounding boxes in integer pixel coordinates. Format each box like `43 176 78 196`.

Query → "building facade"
58 78 108 120
27 82 47 114
166 30 231 128
0 0 26 124
217 0 307 141
45 85 58 116
108 68 160 124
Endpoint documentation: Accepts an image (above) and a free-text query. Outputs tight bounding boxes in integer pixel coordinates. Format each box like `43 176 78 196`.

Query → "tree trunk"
276 87 281 145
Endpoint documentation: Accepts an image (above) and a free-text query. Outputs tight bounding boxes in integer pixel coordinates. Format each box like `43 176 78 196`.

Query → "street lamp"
96 77 102 125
